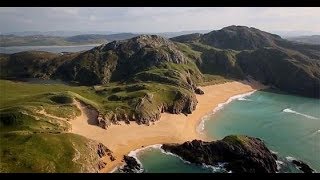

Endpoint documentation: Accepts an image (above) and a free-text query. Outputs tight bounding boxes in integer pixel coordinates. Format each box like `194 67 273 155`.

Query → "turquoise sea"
128 90 320 173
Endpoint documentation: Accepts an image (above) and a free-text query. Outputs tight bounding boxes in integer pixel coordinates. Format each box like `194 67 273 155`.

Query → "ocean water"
0 44 100 54
126 90 320 173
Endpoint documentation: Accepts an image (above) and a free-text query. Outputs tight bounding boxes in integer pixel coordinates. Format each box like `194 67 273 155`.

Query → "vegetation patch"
0 133 100 173
49 94 73 104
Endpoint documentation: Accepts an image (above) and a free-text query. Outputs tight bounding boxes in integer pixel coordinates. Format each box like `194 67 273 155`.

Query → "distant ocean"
122 90 320 173
0 44 100 54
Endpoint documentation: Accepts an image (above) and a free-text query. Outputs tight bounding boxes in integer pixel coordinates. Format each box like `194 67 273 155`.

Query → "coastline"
69 80 268 173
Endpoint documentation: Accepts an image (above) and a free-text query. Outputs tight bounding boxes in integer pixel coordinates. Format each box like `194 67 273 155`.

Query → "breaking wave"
282 108 318 120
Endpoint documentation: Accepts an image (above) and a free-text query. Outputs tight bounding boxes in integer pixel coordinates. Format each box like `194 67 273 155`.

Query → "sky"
0 7 320 34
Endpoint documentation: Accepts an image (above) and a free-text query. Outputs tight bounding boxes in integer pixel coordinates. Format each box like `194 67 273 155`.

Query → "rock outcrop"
97 89 198 128
291 160 315 173
94 143 115 171
194 87 204 95
162 135 278 173
169 91 197 114
119 155 142 173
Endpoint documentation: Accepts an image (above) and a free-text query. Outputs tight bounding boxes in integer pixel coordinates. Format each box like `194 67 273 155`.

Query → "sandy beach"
70 80 267 173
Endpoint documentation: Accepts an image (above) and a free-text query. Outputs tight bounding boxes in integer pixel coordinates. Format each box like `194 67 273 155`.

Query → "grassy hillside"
172 26 320 98
1 26 319 172
0 133 101 173
0 80 114 172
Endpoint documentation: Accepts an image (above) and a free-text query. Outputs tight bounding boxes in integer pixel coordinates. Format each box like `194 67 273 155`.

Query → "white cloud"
0 7 319 33
89 15 96 21
50 7 79 15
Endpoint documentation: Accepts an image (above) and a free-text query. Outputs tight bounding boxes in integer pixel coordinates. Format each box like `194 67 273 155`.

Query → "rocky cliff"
162 135 278 173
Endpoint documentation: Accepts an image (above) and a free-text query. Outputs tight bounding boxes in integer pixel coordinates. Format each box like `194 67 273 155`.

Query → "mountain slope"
0 35 209 127
199 25 280 50
1 26 319 99
171 25 320 98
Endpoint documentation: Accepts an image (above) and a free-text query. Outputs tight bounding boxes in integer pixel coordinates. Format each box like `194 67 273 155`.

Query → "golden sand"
69 80 267 173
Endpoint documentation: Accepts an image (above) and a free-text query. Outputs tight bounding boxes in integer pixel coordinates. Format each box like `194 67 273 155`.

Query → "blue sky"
0 7 319 33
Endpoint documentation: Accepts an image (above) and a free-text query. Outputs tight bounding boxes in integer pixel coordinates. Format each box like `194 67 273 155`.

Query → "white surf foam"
311 129 320 136
285 156 296 162
160 146 229 173
202 162 229 173
109 166 120 173
161 147 229 172
282 108 318 120
238 97 253 101
197 90 257 133
126 144 163 173
110 144 163 173
120 144 229 173
276 160 284 171
271 150 278 154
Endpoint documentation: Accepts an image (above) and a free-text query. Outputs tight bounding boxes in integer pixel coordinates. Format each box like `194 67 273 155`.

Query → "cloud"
50 7 79 15
0 7 319 33
89 15 96 21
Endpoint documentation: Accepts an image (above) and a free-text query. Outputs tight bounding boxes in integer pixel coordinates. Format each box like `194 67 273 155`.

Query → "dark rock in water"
272 153 278 160
292 160 315 173
195 87 204 95
119 155 142 173
162 135 278 173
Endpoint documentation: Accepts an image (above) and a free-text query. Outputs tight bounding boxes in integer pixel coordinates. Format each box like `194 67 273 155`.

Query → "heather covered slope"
171 26 320 98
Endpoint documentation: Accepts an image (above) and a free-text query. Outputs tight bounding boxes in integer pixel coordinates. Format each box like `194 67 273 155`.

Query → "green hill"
1 26 319 172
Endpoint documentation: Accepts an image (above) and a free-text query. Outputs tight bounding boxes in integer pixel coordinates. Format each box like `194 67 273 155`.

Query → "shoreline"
196 90 257 135
69 80 268 173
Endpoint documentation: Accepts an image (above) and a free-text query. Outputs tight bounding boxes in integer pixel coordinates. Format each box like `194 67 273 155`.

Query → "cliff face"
96 84 199 127
162 135 278 173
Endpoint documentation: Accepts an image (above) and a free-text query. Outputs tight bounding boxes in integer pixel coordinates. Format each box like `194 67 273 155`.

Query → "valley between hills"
0 25 319 173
